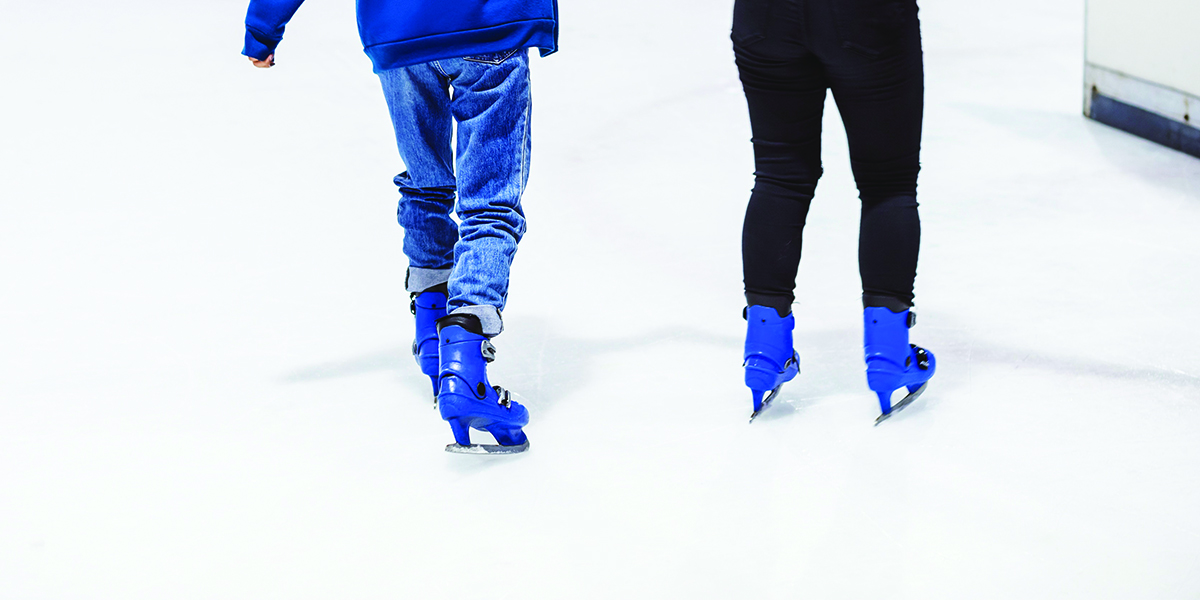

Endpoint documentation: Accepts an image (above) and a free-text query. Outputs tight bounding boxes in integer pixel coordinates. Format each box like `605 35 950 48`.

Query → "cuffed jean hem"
451 305 504 337
406 267 452 293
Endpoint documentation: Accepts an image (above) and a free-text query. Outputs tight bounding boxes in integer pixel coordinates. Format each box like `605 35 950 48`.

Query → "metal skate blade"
749 385 784 424
874 382 928 426
445 441 530 455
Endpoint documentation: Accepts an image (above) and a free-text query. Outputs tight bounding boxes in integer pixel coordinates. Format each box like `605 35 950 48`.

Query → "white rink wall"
1086 0 1200 96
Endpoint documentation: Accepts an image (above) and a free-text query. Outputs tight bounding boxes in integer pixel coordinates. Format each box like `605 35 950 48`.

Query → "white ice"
2 0 1199 598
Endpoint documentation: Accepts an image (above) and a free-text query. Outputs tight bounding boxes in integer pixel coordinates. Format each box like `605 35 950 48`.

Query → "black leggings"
734 0 925 315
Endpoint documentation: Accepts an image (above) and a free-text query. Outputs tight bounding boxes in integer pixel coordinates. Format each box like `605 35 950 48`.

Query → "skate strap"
743 350 796 372
911 345 930 370
495 386 511 408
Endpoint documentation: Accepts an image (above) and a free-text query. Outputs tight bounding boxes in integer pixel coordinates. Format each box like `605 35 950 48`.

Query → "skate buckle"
912 345 930 370
495 386 511 408
409 295 417 315
907 311 917 328
481 340 497 363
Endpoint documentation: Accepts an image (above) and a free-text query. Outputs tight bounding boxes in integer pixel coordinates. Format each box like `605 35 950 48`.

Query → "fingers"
247 54 275 68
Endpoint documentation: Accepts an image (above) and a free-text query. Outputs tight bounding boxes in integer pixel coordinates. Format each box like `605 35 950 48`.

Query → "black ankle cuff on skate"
862 294 912 313
437 313 486 336
744 293 792 318
416 282 448 296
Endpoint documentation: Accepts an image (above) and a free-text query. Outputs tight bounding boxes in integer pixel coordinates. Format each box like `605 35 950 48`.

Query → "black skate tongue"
436 313 486 336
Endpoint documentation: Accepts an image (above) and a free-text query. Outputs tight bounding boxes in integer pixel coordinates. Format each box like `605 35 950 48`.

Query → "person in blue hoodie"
243 0 558 454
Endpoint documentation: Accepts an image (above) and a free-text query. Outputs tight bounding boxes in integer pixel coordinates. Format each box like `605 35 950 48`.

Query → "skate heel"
486 424 528 447
865 364 901 394
743 305 800 421
413 337 440 375
745 356 795 414
413 338 441 396
447 417 472 446
744 357 784 391
864 306 936 425
866 364 899 412
874 389 896 415
411 289 448 400
437 318 530 455
416 353 439 393
749 389 767 412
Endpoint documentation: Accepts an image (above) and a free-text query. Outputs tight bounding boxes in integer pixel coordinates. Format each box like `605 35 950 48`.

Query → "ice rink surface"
2 0 1199 597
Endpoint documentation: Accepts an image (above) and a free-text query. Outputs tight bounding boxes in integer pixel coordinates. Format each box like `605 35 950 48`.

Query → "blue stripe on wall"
1089 93 1200 159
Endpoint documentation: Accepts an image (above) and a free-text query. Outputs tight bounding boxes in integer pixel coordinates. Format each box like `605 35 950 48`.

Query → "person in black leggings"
735 0 937 423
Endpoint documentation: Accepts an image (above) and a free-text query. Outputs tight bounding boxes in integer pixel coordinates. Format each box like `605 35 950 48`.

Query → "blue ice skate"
410 286 448 399
437 314 529 454
744 305 800 423
864 306 936 425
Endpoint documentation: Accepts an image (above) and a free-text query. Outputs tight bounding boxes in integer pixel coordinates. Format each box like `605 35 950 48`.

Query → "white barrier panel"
1084 0 1200 157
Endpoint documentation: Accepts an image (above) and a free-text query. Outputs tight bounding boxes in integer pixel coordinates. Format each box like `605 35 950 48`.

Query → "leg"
436 313 530 453
379 64 458 394
441 50 532 337
819 13 935 420
378 64 459 293
733 34 824 419
823 16 925 308
430 51 532 450
735 43 830 316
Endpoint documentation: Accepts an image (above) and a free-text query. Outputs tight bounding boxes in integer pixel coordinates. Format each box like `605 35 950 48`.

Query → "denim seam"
462 48 520 65
518 69 531 199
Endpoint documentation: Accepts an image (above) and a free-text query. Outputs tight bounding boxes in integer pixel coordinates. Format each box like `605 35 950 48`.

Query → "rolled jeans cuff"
406 267 451 293
451 305 504 337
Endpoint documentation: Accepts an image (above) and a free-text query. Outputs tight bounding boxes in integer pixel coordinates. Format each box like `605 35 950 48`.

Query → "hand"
248 54 275 68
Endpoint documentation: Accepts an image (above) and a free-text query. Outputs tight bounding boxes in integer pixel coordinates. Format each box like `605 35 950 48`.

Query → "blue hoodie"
243 0 558 72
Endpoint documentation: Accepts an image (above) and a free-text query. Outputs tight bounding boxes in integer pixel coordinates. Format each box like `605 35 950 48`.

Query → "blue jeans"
379 49 532 336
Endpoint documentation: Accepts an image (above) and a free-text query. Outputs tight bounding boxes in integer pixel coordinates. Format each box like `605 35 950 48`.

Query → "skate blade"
749 385 784 424
874 382 928 426
445 441 530 455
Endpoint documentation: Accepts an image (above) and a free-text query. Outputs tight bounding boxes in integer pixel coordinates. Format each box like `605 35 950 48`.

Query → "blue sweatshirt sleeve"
242 0 307 59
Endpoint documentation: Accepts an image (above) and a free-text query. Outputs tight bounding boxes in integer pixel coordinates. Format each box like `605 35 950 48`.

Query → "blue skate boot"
864 306 936 425
436 314 529 454
744 305 800 423
410 283 447 400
